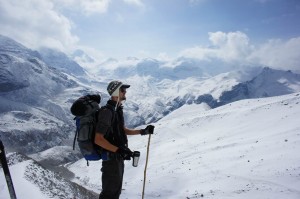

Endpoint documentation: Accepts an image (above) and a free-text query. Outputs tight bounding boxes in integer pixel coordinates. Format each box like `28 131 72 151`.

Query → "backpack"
70 94 103 165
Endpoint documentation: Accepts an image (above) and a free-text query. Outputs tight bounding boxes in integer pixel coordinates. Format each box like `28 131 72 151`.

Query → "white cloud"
0 0 143 53
80 0 111 15
210 31 252 62
179 31 300 71
50 0 111 15
1 0 298 73
248 37 300 70
0 0 78 52
156 52 173 62
72 45 107 72
180 31 253 63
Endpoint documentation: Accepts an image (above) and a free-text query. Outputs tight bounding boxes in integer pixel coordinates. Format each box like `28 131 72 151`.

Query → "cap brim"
121 84 130 88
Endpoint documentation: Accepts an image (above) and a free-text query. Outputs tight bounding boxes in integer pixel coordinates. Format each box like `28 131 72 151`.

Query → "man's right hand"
116 146 133 160
141 125 155 135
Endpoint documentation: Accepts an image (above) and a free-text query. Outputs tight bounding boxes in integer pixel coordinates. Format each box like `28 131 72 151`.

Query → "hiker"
94 80 154 199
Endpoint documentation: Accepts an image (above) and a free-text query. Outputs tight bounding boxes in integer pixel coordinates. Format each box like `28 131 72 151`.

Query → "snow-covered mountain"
118 66 300 124
39 47 87 77
2 92 299 199
0 35 80 153
1 35 300 199
220 67 300 105
65 92 300 199
1 34 300 152
96 57 233 81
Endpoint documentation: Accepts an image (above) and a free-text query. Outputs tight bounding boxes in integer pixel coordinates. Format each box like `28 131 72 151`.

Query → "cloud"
157 52 173 62
0 0 143 53
72 45 107 72
0 0 78 52
51 0 111 15
80 0 111 15
179 31 300 71
180 31 253 63
249 37 300 70
209 31 253 62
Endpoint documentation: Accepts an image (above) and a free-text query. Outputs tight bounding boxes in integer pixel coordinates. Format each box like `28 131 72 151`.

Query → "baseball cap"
107 81 130 97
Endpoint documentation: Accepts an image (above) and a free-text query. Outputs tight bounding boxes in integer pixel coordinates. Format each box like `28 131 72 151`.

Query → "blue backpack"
70 95 106 165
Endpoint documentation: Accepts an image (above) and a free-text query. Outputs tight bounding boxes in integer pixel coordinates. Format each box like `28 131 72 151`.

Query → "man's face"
119 87 127 101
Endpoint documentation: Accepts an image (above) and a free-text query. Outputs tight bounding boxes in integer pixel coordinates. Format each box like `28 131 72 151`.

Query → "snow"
1 35 300 198
67 159 101 191
0 160 51 199
0 153 98 199
65 92 300 199
0 109 65 132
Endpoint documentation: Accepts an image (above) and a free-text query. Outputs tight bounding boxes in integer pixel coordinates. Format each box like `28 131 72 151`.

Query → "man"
95 80 154 199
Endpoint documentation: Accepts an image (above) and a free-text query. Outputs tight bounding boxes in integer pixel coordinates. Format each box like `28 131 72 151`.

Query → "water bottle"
132 151 140 167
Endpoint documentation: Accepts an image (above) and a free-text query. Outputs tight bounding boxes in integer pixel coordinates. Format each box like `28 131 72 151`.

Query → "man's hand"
140 125 155 135
116 146 133 160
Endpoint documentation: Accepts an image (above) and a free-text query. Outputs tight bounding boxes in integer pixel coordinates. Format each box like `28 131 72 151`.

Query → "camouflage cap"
107 81 130 96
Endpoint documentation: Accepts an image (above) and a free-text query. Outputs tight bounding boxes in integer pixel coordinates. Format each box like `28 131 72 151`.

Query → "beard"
120 96 126 101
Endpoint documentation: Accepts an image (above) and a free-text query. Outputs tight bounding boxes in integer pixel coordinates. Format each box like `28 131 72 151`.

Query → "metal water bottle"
132 151 140 167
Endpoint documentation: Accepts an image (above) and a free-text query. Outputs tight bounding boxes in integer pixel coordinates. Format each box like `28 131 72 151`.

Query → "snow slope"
0 153 97 199
67 92 300 199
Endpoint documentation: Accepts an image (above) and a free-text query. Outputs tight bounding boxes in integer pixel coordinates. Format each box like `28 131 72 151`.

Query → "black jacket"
95 100 128 147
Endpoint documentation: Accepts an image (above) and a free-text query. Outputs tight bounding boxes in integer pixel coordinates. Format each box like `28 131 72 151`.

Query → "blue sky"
70 0 300 57
0 0 300 70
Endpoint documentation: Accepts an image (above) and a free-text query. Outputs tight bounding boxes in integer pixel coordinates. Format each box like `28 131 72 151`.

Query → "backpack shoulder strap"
72 117 80 150
101 104 115 123
104 103 115 111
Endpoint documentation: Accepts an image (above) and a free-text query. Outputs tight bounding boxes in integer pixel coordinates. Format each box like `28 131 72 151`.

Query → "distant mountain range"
1 34 300 154
1 34 300 199
0 35 89 154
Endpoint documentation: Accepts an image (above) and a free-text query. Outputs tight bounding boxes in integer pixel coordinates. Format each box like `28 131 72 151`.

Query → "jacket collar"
107 100 123 110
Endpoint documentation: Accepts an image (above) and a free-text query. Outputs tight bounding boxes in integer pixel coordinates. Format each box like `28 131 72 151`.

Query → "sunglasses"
120 87 127 93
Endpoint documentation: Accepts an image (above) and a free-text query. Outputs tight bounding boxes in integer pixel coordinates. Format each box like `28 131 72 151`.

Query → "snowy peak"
0 35 80 153
250 67 300 94
0 44 77 98
39 47 87 76
0 35 41 59
71 49 95 63
219 67 300 104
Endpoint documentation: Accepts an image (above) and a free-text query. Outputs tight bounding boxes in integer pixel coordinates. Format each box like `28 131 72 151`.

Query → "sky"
0 0 300 71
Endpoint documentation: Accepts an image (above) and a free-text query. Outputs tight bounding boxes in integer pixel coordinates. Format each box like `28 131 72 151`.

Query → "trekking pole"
142 134 151 199
0 140 17 199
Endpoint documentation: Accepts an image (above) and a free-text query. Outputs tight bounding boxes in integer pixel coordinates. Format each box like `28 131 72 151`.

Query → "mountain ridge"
1 34 300 154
